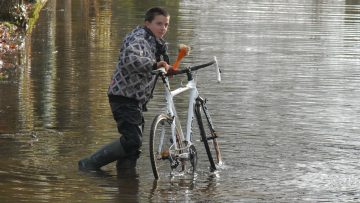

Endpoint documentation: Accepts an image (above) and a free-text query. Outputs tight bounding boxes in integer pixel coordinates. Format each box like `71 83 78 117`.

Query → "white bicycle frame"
157 56 221 154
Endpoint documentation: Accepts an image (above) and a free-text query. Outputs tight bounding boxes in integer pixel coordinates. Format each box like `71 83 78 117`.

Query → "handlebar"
152 56 222 83
213 56 221 83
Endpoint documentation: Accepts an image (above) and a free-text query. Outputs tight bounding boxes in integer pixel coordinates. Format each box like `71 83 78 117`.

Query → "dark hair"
144 7 169 22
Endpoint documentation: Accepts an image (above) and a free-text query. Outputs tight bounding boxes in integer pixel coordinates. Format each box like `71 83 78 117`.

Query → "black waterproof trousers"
109 95 144 161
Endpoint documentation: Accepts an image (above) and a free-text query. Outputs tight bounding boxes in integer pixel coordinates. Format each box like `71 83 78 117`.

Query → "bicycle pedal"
171 160 179 169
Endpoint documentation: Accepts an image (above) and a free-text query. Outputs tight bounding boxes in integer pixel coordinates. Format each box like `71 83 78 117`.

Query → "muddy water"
0 0 359 202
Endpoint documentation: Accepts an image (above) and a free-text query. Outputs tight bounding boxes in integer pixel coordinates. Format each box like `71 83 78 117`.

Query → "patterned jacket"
108 26 168 105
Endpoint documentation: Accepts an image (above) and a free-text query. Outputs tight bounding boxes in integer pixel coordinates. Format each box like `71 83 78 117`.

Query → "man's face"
145 15 170 39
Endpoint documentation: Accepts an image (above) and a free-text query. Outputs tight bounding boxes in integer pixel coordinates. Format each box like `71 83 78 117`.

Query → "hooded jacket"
108 26 168 105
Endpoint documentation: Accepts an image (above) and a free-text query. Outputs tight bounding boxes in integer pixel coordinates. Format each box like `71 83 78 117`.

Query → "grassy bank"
0 0 47 80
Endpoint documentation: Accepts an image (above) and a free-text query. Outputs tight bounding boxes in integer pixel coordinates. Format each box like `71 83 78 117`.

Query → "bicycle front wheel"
149 114 184 179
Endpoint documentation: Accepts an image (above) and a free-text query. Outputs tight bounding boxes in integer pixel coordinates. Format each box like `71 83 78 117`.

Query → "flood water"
1 0 360 202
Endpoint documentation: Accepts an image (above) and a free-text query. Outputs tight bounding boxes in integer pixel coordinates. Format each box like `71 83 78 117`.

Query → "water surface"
0 0 360 202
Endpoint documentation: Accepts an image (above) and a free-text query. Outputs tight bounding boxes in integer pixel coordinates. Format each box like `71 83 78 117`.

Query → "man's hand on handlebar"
155 61 170 72
154 61 179 76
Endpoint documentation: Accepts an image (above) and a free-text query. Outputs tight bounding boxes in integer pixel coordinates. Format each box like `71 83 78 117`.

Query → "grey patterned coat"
108 26 167 105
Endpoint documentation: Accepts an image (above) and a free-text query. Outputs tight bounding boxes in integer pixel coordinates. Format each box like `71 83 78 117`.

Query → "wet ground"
0 0 360 202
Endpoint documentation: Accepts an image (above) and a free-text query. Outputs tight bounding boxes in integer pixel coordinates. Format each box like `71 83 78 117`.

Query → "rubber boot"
116 158 137 177
116 150 140 177
78 139 127 171
116 158 137 169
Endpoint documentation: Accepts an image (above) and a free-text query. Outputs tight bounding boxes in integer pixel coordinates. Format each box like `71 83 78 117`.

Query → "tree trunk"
0 0 24 21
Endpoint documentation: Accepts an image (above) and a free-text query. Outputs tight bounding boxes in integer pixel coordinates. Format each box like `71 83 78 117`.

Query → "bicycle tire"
149 114 185 179
195 98 222 171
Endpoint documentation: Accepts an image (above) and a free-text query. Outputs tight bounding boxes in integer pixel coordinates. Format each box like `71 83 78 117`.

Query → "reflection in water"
0 0 359 202
41 0 58 129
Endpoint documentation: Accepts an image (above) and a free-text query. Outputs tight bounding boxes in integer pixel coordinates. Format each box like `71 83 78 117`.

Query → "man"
78 7 171 171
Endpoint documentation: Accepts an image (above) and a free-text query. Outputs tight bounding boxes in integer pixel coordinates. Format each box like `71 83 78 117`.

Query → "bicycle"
149 56 223 179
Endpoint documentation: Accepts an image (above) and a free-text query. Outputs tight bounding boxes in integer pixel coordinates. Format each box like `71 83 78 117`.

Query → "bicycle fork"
195 96 223 164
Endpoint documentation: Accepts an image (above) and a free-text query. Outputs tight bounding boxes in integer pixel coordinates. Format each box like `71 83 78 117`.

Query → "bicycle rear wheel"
195 97 222 171
150 114 185 179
